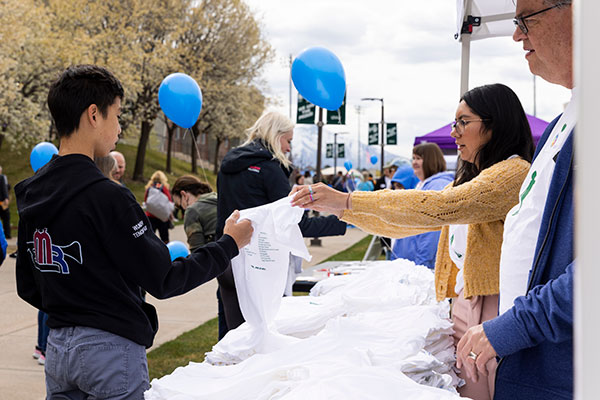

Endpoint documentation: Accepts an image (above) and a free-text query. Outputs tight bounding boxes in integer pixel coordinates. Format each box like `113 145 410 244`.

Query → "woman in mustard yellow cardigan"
291 83 534 400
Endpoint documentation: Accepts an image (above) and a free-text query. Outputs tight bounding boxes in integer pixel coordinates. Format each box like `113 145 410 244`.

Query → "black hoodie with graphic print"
15 154 238 348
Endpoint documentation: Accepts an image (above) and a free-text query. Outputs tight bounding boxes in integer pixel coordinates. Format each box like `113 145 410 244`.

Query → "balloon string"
186 128 210 185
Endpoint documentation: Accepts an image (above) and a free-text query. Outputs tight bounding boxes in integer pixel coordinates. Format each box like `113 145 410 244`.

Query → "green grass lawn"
148 318 219 380
321 234 384 262
0 142 216 238
147 234 378 380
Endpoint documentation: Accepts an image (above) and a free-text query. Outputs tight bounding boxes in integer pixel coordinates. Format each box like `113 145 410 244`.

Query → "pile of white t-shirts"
146 260 466 399
206 197 311 365
273 259 439 338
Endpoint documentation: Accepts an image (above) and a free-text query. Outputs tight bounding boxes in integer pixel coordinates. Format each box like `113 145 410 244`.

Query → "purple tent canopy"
414 114 549 150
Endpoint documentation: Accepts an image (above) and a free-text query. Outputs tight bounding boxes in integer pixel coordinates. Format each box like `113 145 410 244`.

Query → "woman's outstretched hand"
289 183 350 214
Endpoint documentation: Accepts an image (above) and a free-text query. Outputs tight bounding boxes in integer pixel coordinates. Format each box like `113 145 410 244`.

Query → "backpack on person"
145 185 174 222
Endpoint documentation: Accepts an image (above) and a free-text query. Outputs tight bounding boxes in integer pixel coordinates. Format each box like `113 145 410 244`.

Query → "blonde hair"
242 112 294 169
145 170 169 190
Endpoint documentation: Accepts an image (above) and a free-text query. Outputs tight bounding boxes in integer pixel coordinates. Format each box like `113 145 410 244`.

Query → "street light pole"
315 108 324 182
332 131 350 178
334 132 338 175
380 99 385 176
288 54 293 120
354 105 361 170
311 108 325 248
361 97 385 176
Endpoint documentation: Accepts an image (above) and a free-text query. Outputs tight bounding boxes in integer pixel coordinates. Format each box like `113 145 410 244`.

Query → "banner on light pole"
326 143 333 158
297 94 316 124
368 123 379 145
386 123 397 145
337 143 345 158
326 94 346 125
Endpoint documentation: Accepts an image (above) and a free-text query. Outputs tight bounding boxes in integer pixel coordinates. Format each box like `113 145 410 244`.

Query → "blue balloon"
167 240 190 261
370 155 378 165
291 47 346 111
30 142 58 172
344 160 352 171
158 73 203 129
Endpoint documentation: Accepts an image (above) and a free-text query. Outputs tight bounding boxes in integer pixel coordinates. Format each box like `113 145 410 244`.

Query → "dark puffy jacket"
216 140 346 238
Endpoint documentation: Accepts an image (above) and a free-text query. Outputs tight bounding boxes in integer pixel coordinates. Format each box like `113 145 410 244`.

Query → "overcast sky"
243 0 571 163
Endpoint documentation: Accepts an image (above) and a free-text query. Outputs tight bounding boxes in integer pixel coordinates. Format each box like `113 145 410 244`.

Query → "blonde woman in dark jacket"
216 111 347 337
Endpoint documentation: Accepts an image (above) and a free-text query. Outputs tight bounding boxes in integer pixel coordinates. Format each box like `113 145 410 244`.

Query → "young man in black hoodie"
15 65 253 399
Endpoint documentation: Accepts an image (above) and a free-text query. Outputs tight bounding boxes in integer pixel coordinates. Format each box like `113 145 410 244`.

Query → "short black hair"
47 65 124 138
454 83 534 186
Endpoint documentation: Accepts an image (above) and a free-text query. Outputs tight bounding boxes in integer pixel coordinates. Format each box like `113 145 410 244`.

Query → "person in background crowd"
386 165 419 260
412 143 453 191
332 171 344 191
390 143 454 269
172 176 217 250
367 173 376 189
295 174 305 186
94 155 120 184
33 310 49 366
0 218 6 264
15 64 253 398
390 165 419 190
454 2 576 399
216 111 347 337
109 150 126 182
144 170 173 243
357 172 374 191
171 175 227 338
303 171 313 185
0 166 11 239
291 83 535 400
374 164 397 190
379 165 419 260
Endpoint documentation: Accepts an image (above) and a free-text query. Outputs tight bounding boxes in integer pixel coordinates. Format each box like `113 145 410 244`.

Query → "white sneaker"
32 347 42 360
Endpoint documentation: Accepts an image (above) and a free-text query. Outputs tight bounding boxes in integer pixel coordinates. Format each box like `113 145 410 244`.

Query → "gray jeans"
45 326 149 399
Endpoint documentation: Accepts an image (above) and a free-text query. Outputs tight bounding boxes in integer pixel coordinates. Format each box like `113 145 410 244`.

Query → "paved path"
0 224 366 399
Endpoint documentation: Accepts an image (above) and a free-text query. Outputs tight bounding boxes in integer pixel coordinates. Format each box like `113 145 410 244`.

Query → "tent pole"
459 0 472 97
460 37 471 97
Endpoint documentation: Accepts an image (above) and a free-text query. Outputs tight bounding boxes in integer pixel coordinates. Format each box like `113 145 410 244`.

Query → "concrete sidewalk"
0 224 366 399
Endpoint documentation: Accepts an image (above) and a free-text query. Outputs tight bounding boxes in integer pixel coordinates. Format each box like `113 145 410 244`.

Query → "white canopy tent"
455 0 516 95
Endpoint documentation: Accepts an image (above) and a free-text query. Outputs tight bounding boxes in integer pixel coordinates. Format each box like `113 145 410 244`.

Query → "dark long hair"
454 83 534 186
172 175 212 197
